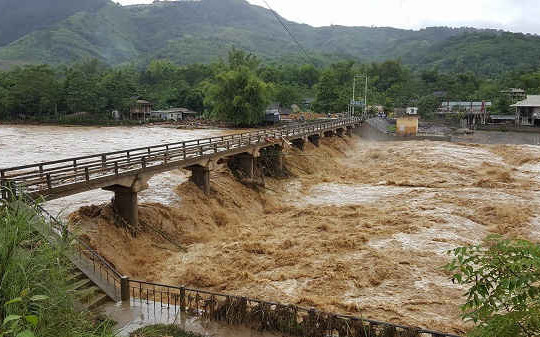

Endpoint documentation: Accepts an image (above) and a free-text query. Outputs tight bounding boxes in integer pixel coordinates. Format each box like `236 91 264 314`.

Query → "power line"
262 0 312 63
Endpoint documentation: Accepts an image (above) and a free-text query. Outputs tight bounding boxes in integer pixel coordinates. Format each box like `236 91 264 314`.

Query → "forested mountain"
0 0 109 45
0 0 539 75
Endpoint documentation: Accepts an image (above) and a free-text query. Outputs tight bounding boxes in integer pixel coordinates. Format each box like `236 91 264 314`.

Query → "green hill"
0 0 109 46
0 0 539 75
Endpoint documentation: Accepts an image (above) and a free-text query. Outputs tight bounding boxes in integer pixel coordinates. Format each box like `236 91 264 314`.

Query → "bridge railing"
0 118 360 197
11 191 123 301
128 279 460 337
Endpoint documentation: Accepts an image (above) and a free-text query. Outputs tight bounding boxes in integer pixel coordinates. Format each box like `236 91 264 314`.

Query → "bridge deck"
1 118 360 200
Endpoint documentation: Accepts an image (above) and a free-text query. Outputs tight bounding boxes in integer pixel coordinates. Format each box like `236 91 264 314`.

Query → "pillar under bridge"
308 134 321 147
102 174 150 227
187 165 211 194
291 137 306 151
231 153 256 179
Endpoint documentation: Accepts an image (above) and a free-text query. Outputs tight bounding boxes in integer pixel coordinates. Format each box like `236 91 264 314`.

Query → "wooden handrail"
1 118 362 195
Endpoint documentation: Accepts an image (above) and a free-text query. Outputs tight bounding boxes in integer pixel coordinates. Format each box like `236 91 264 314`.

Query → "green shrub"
446 235 540 337
0 203 114 337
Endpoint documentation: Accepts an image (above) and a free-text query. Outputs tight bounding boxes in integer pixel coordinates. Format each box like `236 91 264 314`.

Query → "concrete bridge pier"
103 174 150 227
308 134 321 147
291 138 306 151
237 153 255 178
346 126 353 136
106 186 139 227
187 165 210 194
336 128 345 137
258 145 284 176
324 130 335 138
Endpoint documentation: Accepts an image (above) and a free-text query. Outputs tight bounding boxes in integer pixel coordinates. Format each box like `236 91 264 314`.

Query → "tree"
417 95 440 118
227 47 260 71
298 64 320 88
446 236 540 337
273 84 301 109
64 68 102 113
97 67 139 113
494 95 512 115
313 68 349 114
205 66 270 126
4 65 60 116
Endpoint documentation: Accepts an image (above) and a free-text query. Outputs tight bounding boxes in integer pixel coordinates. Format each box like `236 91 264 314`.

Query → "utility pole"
364 75 368 118
352 77 356 118
352 74 368 118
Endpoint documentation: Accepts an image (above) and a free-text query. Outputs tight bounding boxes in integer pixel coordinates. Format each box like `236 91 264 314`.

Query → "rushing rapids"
3 124 540 334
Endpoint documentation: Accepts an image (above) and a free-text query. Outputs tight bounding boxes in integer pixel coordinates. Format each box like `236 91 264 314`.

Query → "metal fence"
3 192 123 301
128 280 461 337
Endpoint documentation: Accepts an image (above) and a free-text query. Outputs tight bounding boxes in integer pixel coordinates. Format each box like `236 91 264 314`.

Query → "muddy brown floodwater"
68 132 540 335
0 124 239 216
4 124 540 335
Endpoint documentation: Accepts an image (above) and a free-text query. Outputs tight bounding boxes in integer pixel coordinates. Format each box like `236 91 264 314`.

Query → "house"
130 100 153 121
437 101 492 127
150 108 199 121
500 88 526 104
438 101 492 114
406 107 418 115
265 104 281 124
489 115 515 125
302 98 315 110
511 95 540 127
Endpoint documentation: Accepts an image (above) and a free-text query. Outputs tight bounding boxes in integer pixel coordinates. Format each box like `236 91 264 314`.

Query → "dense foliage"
3 46 540 124
446 236 540 337
205 49 270 126
2 0 540 77
0 204 115 337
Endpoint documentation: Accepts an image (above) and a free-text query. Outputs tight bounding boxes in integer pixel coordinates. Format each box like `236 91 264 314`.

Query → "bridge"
1 117 464 337
1 118 362 226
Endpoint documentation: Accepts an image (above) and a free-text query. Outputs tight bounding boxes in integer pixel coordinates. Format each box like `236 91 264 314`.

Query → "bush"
446 235 540 337
0 203 115 337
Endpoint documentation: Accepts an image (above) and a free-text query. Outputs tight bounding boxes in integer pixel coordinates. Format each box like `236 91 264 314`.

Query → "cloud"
116 0 540 34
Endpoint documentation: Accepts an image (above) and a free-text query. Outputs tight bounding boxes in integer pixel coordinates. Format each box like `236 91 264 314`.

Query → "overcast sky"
117 0 540 34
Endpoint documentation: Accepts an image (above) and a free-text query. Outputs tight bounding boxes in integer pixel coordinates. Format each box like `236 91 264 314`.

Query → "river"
5 124 540 335
0 124 233 217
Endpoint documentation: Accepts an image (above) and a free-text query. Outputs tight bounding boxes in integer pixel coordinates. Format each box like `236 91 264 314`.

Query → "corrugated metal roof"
511 95 540 107
490 115 515 120
442 101 492 107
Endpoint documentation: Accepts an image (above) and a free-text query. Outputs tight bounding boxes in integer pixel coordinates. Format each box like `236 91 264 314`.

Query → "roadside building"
512 95 540 127
406 107 418 115
265 104 281 124
130 99 153 121
437 101 491 128
501 88 526 104
489 115 515 125
396 115 419 137
302 98 315 110
150 108 199 121
438 101 492 114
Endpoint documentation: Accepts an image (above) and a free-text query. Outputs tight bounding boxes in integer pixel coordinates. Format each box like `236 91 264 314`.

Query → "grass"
130 324 204 337
0 201 115 337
